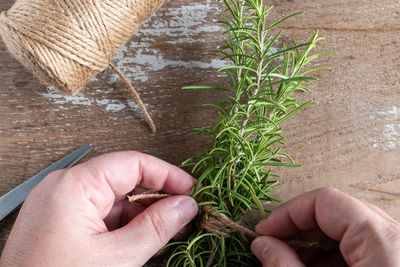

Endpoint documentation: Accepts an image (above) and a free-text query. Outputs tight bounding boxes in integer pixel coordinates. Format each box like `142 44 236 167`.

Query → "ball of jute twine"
0 0 166 132
128 192 320 249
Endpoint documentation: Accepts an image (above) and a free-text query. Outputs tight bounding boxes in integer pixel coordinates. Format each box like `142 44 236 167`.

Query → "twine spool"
0 0 166 132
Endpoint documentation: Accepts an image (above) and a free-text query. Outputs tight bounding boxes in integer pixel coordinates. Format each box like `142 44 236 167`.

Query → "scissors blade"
0 144 93 221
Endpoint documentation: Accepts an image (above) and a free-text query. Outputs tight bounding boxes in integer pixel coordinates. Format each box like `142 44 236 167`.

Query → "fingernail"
251 237 269 260
177 196 198 224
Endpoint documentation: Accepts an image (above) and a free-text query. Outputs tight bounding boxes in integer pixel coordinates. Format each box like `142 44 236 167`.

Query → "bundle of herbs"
165 0 329 265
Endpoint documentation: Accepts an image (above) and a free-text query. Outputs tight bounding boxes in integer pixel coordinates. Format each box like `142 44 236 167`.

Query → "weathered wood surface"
0 0 399 263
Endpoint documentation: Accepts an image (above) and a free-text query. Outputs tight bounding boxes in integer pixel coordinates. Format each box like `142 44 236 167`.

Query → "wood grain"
0 0 399 264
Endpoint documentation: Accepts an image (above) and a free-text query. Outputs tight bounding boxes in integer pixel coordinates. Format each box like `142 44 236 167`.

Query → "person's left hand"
0 151 198 267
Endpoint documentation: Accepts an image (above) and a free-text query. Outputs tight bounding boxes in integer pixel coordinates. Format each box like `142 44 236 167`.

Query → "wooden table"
1 0 399 263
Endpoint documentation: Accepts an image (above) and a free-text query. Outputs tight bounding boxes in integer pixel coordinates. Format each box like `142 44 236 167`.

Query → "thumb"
99 195 198 266
251 236 305 267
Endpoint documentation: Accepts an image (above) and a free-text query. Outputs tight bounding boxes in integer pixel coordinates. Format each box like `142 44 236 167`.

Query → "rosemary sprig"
167 0 328 265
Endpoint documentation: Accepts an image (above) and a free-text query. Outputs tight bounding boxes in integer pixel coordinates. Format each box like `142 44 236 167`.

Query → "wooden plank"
0 0 399 263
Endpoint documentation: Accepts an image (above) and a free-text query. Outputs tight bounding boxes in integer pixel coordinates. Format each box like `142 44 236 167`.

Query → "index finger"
61 151 196 218
255 187 381 241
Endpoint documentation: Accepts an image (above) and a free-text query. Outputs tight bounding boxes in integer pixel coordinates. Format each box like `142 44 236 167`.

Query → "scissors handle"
0 144 93 221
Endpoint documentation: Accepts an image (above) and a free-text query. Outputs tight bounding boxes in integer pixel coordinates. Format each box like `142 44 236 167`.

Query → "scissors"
0 144 93 221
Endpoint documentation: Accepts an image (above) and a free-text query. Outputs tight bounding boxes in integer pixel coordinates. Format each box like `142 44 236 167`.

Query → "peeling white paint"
139 1 224 44
371 106 400 149
41 86 143 113
115 48 227 71
384 123 400 149
105 103 127 112
111 45 229 83
105 1 227 82
82 1 226 86
41 87 93 106
376 106 399 117
96 99 110 105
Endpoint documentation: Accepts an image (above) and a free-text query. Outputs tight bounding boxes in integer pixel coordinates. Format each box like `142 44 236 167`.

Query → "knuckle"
68 162 99 186
357 217 378 234
62 164 114 214
315 186 342 202
317 186 338 195
65 165 91 189
123 150 142 159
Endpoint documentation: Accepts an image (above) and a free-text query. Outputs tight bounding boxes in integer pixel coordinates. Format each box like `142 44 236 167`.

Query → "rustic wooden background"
0 0 399 264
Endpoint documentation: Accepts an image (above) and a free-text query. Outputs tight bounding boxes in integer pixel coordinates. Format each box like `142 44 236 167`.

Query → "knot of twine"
128 193 320 248
0 0 166 132
200 205 258 238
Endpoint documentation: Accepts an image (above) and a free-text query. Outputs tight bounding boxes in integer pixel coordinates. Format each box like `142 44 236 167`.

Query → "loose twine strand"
128 193 320 249
109 63 156 133
0 0 166 132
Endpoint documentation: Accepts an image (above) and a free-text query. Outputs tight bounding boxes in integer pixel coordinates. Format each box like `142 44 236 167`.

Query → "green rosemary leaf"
182 85 233 92
218 64 258 74
275 100 315 123
254 162 301 167
268 11 304 29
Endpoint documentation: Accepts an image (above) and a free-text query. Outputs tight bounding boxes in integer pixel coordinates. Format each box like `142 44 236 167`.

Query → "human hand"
251 187 400 267
0 151 198 266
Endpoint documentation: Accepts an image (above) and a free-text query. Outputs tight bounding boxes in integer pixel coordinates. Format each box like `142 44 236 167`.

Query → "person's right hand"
251 187 400 267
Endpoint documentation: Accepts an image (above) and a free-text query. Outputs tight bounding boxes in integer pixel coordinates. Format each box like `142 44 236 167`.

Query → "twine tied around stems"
128 193 320 248
200 205 257 238
0 0 166 132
